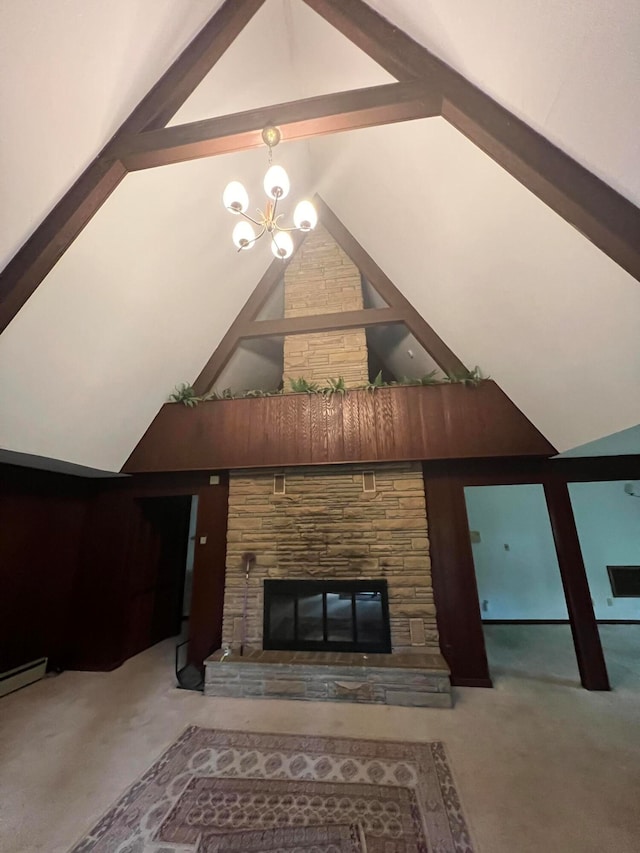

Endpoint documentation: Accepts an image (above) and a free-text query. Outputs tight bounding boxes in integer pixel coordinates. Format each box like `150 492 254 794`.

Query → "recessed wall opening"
464 483 578 685
263 579 392 653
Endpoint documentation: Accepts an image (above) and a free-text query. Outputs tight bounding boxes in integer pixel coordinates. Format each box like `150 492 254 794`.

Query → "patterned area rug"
70 728 474 853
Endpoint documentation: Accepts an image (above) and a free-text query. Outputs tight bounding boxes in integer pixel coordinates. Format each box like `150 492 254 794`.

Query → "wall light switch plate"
469 530 481 544
199 536 207 545
209 474 220 485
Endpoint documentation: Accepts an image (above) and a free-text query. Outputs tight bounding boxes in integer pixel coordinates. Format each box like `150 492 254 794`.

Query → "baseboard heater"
0 657 48 698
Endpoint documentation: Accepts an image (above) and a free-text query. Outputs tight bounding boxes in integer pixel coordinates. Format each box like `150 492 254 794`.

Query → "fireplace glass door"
263 579 391 653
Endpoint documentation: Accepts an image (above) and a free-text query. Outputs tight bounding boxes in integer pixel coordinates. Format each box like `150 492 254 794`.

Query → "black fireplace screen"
263 579 391 653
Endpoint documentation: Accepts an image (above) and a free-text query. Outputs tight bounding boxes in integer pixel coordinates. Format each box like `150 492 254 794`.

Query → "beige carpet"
69 727 474 852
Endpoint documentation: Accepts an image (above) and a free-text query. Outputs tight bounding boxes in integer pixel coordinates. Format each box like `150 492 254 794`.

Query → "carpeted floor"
69 727 474 853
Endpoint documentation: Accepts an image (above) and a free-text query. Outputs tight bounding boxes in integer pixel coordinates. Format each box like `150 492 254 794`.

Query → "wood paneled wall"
2 466 229 674
123 382 556 473
0 466 92 672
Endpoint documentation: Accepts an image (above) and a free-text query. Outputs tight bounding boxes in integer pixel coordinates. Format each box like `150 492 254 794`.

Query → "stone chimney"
282 225 368 389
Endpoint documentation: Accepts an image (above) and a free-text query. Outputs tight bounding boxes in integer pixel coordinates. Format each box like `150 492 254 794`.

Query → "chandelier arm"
239 210 263 227
236 225 266 253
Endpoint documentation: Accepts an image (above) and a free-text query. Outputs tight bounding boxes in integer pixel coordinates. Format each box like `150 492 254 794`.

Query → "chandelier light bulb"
223 181 249 214
271 231 294 259
232 220 256 250
263 165 290 200
293 200 317 232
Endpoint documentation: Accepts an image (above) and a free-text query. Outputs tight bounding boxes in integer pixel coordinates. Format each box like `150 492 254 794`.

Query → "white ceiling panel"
364 0 640 203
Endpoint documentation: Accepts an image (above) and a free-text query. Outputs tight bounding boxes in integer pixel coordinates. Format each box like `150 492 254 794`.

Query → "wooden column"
543 478 610 690
423 465 492 687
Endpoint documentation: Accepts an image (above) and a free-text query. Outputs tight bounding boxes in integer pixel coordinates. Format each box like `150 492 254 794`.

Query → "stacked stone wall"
222 462 439 654
282 224 368 389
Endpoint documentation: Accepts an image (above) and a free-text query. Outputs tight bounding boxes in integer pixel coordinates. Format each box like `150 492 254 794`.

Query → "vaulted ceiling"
1 0 639 472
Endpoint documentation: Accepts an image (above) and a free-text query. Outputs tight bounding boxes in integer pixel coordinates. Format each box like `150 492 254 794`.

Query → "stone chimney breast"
282 224 368 389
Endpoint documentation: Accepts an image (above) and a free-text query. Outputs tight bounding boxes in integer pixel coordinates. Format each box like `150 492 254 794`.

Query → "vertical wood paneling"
122 382 557 473
310 395 329 464
341 392 361 459
325 393 345 460
281 394 300 465
373 388 395 459
359 391 378 459
295 394 312 463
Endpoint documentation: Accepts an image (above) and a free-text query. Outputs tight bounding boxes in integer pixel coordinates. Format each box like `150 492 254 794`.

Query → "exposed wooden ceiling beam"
0 0 265 335
0 159 126 334
244 307 404 338
303 0 640 284
315 196 467 376
108 81 441 170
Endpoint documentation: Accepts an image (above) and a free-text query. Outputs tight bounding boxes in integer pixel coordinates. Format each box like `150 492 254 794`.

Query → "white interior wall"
464 485 568 620
465 481 640 621
569 482 640 620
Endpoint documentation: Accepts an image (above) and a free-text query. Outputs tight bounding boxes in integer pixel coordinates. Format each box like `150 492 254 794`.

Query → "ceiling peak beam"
314 196 467 376
303 0 640 283
0 0 266 335
109 81 441 170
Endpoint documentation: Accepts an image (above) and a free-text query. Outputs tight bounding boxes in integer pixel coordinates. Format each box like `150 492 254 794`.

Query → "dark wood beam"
0 0 266 335
0 159 126 334
303 0 640 283
544 477 610 690
109 81 441 170
315 196 467 375
192 231 308 395
245 307 404 338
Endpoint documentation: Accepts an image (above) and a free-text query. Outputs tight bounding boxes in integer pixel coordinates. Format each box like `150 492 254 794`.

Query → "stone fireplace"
221 462 438 656
204 226 450 707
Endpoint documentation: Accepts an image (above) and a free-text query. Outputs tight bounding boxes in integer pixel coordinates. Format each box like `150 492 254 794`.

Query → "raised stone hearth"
204 649 452 708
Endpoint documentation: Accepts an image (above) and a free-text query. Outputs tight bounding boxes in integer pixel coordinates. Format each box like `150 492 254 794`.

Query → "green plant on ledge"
364 370 386 392
289 377 320 394
169 367 488 406
169 383 201 407
323 376 347 396
446 365 486 387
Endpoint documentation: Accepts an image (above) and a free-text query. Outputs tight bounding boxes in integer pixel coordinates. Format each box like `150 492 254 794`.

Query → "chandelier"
222 125 317 259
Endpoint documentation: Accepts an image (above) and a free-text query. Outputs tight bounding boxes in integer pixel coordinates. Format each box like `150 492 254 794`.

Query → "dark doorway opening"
124 495 192 661
264 579 391 653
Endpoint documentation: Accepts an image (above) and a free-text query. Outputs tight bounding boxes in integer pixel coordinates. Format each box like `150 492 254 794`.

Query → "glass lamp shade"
232 221 256 250
271 231 294 259
223 181 249 214
293 200 317 231
263 165 290 200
